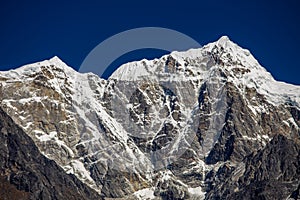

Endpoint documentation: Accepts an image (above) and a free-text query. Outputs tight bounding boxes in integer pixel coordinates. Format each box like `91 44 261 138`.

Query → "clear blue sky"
0 0 299 84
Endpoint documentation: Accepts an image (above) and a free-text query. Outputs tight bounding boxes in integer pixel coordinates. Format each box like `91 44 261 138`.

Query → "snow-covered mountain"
0 36 299 199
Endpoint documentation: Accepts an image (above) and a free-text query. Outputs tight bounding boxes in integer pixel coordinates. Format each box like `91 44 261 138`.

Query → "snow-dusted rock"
0 36 299 199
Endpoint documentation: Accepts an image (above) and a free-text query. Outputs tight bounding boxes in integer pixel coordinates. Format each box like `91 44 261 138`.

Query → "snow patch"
188 186 205 199
133 187 155 200
36 131 57 142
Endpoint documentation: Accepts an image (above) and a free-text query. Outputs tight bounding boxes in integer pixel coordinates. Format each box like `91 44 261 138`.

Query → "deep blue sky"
0 0 299 84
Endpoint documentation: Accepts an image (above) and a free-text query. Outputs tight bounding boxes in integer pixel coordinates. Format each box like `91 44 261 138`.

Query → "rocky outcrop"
0 107 102 200
205 134 300 200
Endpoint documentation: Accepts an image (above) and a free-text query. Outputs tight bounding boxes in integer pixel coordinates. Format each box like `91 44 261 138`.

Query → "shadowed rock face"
205 134 300 200
0 107 103 200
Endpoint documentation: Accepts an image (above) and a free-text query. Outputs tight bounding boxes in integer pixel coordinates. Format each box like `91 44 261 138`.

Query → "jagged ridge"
0 36 299 199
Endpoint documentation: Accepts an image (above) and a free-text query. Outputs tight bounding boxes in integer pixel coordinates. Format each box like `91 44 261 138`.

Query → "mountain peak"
110 36 256 81
208 35 238 52
49 56 67 67
109 37 300 106
0 56 77 80
216 35 231 46
0 37 300 200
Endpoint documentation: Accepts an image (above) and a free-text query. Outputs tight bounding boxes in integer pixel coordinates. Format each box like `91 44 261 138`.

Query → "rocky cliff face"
0 36 299 199
0 107 103 200
205 134 300 200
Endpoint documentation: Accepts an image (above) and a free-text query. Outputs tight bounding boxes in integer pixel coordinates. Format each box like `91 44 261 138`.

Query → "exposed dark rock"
154 173 190 200
205 134 300 200
0 108 103 200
